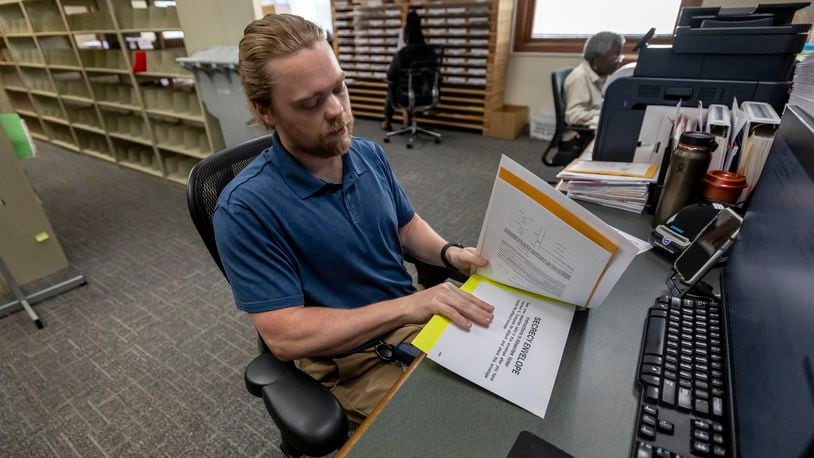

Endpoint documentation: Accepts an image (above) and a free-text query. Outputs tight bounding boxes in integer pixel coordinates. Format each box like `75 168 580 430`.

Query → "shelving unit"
0 0 224 185
332 0 513 133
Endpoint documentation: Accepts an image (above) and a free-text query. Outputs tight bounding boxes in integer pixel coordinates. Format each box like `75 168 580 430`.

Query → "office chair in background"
383 46 443 149
187 134 466 457
542 67 595 167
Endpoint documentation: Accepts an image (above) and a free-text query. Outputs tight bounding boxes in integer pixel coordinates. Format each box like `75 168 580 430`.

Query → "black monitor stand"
666 271 719 301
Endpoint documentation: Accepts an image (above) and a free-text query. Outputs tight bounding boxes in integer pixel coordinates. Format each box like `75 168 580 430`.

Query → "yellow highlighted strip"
412 276 482 353
34 232 50 242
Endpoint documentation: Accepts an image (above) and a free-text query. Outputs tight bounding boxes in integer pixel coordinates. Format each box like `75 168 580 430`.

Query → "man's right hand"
399 282 494 330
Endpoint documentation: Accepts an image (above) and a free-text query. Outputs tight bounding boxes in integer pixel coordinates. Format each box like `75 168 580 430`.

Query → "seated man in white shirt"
560 31 625 157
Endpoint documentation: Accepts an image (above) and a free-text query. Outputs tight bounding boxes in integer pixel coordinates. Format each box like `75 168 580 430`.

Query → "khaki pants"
298 325 422 428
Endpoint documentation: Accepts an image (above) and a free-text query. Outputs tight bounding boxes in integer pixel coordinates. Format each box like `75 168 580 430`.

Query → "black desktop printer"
593 3 811 162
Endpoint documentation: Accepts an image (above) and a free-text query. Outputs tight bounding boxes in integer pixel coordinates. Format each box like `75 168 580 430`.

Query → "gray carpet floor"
0 118 557 457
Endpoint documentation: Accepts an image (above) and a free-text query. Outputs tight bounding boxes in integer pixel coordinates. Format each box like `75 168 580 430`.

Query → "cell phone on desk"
674 208 743 284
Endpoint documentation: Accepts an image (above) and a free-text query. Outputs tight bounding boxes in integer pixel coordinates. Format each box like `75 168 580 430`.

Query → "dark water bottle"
654 132 717 226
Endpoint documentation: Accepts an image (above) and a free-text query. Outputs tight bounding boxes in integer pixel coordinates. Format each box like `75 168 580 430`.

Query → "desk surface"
346 205 672 458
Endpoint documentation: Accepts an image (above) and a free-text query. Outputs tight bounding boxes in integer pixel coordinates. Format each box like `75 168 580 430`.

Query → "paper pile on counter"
556 160 658 213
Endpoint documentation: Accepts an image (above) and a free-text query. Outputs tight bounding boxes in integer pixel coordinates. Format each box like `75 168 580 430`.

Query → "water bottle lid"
679 131 717 148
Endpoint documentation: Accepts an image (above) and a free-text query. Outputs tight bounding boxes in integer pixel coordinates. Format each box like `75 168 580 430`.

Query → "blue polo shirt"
213 135 417 313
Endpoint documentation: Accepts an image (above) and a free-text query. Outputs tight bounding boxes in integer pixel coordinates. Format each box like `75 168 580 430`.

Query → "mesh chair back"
394 45 442 111
551 67 573 139
186 134 275 276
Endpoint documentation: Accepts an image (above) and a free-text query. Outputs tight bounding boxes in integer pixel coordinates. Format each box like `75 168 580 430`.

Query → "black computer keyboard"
632 295 732 458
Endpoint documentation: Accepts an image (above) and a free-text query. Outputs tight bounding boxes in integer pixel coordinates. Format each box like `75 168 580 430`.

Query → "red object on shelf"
131 51 146 73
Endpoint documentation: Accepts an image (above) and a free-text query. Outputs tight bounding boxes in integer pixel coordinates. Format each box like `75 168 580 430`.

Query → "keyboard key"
643 355 663 366
667 341 678 350
669 325 680 334
694 429 710 441
693 440 711 454
693 419 710 430
696 348 709 357
681 333 693 341
665 362 677 372
641 374 661 386
696 389 709 400
712 387 724 397
651 309 668 318
713 433 724 444
645 385 660 403
642 404 658 416
711 346 722 354
711 339 721 346
678 387 692 410
666 355 678 364
679 370 692 380
636 442 653 458
696 372 709 382
654 447 672 458
696 380 709 390
695 356 709 365
644 316 666 356
710 332 721 339
642 364 662 376
681 355 693 364
664 370 676 381
712 370 723 378
713 445 726 456
679 378 692 388
711 361 722 370
712 422 724 433
641 413 656 427
668 334 679 342
662 379 676 406
657 419 674 434
696 342 708 349
695 364 709 372
640 424 656 439
666 348 678 357
712 378 724 387
680 362 693 371
713 397 724 417
670 297 682 307
711 354 722 362
695 399 710 415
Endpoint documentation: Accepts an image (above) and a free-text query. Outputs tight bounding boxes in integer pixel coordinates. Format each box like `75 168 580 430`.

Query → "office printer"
593 2 810 162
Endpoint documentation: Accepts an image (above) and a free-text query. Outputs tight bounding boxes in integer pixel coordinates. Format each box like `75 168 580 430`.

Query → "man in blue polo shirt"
213 14 493 426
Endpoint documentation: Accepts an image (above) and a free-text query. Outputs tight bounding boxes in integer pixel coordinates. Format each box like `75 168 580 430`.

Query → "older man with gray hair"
560 31 625 155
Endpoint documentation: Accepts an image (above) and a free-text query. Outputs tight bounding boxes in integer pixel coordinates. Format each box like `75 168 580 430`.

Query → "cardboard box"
486 105 529 140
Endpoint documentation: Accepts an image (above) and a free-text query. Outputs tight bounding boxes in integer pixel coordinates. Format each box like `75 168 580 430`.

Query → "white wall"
503 0 812 115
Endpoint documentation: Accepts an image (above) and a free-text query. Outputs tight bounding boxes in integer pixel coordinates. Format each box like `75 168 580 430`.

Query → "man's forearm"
399 214 447 267
250 297 410 361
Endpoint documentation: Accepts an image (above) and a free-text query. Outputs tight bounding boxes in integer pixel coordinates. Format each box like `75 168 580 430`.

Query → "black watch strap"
440 242 464 270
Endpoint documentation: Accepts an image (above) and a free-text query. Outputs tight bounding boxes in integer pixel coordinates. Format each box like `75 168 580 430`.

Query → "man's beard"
311 112 354 158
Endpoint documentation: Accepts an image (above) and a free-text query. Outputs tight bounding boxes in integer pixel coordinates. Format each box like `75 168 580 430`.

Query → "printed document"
414 156 637 419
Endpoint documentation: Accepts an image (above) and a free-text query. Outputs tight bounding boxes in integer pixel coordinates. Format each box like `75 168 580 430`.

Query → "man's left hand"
447 246 488 275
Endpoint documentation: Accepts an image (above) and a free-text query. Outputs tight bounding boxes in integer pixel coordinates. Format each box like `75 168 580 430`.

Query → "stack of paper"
790 52 814 118
556 160 658 213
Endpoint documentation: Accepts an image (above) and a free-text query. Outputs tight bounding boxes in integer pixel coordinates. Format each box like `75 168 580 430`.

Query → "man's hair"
238 14 326 129
583 31 625 62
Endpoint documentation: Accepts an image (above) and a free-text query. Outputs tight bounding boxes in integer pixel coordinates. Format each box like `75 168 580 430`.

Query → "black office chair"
186 134 466 457
383 46 443 149
542 67 595 167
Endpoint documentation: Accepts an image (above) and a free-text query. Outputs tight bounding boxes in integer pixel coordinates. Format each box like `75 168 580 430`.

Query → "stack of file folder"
790 52 814 117
556 160 659 214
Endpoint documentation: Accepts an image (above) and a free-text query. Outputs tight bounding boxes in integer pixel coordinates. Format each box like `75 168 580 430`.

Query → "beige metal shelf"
60 94 94 104
30 89 57 97
52 139 79 152
96 100 140 111
145 108 204 124
119 160 162 176
135 71 193 79
71 123 105 135
84 67 130 74
108 132 152 147
15 108 38 117
118 27 181 33
82 148 115 162
30 131 48 141
41 115 69 125
4 85 28 92
157 142 209 159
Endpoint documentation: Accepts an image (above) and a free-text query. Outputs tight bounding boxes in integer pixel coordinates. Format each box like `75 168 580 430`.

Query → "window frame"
513 0 704 54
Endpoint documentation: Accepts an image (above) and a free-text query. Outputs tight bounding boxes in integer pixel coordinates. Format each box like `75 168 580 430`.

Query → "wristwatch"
441 242 464 270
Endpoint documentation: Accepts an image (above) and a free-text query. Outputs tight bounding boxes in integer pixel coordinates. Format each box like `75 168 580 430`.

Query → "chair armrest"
245 354 349 456
405 253 468 287
566 124 595 133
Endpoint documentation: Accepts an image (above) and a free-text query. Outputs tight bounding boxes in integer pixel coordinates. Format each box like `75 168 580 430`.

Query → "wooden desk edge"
336 352 426 457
